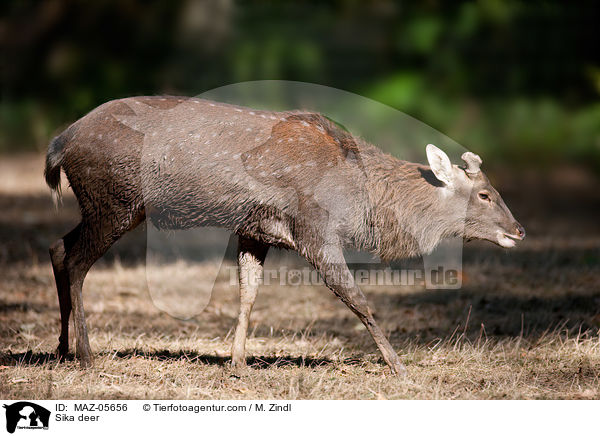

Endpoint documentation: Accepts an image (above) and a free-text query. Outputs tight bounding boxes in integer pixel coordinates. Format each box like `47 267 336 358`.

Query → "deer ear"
426 144 454 187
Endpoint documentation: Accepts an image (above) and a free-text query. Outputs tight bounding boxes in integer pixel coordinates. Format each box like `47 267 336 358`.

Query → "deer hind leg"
306 242 407 376
64 223 97 369
231 237 269 367
51 210 144 368
49 224 81 360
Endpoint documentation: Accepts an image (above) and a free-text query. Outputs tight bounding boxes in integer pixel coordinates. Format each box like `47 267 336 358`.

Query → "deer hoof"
79 356 94 369
390 361 408 377
76 349 94 369
55 343 69 362
230 357 247 368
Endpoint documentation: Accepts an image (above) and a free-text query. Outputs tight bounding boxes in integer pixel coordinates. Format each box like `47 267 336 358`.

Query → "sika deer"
45 96 525 374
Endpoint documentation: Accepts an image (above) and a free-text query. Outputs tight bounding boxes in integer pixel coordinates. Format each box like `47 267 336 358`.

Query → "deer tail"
44 134 67 206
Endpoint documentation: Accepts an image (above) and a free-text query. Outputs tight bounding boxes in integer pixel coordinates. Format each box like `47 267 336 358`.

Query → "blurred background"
1 0 599 172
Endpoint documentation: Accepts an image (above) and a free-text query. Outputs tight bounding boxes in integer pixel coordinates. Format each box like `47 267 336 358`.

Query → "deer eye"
478 192 490 201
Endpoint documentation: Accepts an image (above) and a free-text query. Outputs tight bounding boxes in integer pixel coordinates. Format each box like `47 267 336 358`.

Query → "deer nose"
516 223 526 240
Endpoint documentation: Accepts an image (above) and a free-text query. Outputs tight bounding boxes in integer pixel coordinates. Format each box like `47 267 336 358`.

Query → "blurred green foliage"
1 0 598 169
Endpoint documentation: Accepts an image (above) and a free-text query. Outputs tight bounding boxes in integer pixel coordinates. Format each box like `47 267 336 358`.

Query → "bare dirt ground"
1 153 599 399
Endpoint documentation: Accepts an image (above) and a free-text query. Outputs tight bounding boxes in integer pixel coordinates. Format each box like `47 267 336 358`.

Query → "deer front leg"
231 237 269 368
308 244 407 376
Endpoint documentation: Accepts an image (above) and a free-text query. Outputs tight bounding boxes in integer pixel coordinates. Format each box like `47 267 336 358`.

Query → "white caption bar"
0 400 596 435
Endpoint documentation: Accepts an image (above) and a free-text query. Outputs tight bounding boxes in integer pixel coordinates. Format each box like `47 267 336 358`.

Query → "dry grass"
1 153 599 399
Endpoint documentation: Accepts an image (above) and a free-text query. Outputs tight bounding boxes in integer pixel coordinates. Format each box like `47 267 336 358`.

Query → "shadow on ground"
0 349 349 369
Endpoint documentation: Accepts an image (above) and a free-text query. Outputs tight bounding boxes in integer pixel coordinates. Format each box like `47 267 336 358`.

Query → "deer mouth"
496 230 523 248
